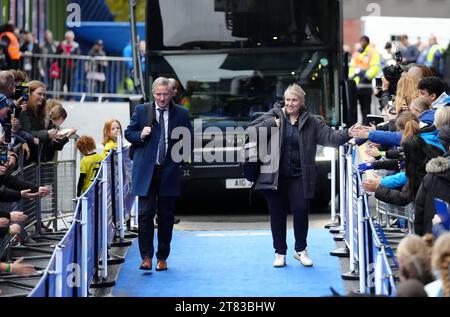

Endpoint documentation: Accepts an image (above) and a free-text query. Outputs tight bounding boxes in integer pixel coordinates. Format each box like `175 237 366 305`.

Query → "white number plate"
225 178 253 189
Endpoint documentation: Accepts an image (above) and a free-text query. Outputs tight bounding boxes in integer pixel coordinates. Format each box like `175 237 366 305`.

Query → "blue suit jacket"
125 102 192 197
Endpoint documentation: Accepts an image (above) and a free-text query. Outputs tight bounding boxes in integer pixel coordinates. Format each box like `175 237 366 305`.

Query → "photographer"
0 70 24 170
376 64 404 117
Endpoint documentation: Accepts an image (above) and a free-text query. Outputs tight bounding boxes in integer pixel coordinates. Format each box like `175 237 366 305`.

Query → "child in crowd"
396 234 435 285
41 101 77 162
76 135 104 197
425 233 450 297
102 119 123 157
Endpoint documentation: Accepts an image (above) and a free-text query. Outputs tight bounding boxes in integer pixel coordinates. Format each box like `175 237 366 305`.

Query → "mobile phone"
365 114 384 126
375 78 382 88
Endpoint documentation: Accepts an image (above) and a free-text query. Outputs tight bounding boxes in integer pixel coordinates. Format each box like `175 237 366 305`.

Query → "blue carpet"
112 228 344 297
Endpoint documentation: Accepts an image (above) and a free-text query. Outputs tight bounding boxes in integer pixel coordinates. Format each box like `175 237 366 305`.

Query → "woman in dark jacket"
415 155 450 236
18 80 65 162
248 83 358 268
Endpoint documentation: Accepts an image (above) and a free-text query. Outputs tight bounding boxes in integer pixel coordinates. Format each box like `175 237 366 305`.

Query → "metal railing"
25 53 138 101
328 141 407 296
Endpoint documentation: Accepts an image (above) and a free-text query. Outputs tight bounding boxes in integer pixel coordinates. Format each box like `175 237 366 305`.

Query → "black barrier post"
35 144 44 235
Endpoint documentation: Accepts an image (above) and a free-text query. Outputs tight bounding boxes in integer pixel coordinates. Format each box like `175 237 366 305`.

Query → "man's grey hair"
0 71 14 94
152 77 173 93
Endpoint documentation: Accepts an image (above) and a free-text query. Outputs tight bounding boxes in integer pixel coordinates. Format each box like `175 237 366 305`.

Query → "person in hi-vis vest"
0 23 21 70
349 36 381 123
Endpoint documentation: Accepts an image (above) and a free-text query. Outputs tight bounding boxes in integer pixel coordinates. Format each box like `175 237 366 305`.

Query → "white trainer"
294 249 313 267
273 253 286 267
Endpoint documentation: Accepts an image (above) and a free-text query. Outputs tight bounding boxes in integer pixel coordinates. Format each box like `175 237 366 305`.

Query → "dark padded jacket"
248 103 350 199
415 156 450 236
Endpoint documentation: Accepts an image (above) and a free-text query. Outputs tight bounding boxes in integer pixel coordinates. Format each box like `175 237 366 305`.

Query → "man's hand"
9 211 28 223
22 143 31 160
140 126 152 140
33 138 39 145
0 217 9 228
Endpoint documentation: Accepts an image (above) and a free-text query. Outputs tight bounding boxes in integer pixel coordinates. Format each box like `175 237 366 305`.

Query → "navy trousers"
138 166 176 260
263 176 309 255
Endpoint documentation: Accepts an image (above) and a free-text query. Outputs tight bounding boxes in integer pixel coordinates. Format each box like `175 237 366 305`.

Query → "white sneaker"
273 253 286 267
294 249 313 267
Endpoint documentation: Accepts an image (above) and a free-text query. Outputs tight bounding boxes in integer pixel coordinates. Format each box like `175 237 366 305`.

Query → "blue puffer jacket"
368 128 445 152
419 109 436 125
381 171 407 189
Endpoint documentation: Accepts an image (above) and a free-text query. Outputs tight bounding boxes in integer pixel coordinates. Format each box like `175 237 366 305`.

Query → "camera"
14 85 29 102
0 144 8 165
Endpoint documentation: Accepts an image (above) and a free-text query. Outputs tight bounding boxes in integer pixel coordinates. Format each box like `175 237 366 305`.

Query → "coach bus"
140 0 347 210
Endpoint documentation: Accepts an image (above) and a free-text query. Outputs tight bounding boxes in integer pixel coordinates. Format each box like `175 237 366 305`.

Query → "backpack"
129 102 154 160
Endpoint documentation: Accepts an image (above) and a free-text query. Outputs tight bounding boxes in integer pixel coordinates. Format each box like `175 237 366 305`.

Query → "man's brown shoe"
156 260 168 271
139 257 152 270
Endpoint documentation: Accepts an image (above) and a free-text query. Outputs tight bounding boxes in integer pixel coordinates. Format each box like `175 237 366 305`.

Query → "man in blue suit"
125 77 192 271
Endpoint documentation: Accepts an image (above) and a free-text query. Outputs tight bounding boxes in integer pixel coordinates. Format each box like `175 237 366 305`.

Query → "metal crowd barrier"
28 136 136 297
0 137 78 295
27 53 136 101
328 141 401 296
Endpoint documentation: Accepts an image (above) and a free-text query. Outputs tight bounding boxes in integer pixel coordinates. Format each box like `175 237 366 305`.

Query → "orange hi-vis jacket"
349 45 381 85
0 31 21 60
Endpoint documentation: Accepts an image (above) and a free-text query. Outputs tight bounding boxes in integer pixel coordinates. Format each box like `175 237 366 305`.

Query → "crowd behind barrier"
26 136 135 297
25 53 135 101
329 141 416 296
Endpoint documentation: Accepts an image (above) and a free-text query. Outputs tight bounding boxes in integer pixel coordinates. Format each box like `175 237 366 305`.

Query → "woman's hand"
275 118 280 128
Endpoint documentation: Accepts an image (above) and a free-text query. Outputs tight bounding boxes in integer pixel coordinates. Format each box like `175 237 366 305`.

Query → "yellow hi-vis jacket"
349 45 381 85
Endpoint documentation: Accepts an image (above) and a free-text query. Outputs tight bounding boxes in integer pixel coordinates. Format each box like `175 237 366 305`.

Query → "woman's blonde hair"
102 119 123 145
27 80 47 128
410 97 432 115
395 111 420 143
397 234 430 261
435 107 450 130
395 74 420 114
431 233 450 297
284 83 306 100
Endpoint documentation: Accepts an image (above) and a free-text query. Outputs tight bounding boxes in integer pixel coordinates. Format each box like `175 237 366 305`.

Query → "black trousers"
263 176 309 255
138 166 176 260
357 88 372 123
